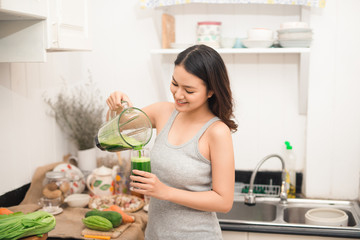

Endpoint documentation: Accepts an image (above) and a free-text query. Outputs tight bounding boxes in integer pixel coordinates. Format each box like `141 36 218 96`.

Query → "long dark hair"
174 44 237 132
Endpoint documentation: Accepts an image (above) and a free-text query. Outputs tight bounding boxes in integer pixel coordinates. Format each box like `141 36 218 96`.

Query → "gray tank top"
145 110 223 240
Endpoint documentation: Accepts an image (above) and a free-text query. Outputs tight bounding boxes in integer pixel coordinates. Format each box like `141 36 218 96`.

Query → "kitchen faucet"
244 154 288 206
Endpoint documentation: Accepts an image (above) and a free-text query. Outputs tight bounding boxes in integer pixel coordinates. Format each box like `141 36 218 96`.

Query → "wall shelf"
141 0 326 9
151 48 310 54
151 48 310 115
149 3 312 115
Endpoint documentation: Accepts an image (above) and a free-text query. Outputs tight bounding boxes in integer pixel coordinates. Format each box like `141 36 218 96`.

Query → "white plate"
277 28 312 34
53 163 85 194
278 31 313 40
279 39 312 48
242 39 273 48
40 206 63 215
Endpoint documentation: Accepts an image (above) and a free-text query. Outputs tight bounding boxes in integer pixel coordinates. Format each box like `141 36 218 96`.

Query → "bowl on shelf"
242 39 273 48
247 28 273 41
220 37 236 48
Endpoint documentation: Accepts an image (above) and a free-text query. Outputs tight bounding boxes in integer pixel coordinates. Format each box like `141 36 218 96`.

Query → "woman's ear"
207 90 214 98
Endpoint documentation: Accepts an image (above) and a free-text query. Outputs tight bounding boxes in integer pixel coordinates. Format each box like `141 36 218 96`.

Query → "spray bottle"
284 141 296 198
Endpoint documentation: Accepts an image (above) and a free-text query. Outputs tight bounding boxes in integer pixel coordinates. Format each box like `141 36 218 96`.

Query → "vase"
77 147 97 173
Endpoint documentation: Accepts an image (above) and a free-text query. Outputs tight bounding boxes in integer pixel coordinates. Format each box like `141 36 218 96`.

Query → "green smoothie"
97 134 143 152
131 156 151 174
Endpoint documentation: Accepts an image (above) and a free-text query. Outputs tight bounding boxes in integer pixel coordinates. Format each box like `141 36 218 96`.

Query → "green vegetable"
82 216 113 231
0 210 56 240
85 210 122 228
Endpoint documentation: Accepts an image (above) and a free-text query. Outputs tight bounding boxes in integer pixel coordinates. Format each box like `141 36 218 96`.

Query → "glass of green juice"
131 148 151 176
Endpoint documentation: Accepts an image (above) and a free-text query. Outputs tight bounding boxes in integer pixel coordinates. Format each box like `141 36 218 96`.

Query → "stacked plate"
277 22 312 48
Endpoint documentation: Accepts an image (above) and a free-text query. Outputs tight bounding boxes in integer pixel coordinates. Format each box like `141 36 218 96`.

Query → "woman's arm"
130 122 235 213
106 91 173 129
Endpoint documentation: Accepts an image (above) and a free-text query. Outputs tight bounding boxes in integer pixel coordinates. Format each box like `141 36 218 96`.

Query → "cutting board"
162 13 175 49
81 223 131 239
21 233 48 240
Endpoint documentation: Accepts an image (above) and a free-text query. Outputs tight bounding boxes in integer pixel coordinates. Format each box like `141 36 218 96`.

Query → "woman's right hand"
106 91 133 111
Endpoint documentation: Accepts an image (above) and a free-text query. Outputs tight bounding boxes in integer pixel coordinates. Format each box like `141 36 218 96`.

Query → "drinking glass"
131 148 151 175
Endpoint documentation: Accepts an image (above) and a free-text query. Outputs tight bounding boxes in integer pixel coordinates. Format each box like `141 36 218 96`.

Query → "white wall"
305 0 360 199
0 0 359 200
0 0 162 195
153 3 306 171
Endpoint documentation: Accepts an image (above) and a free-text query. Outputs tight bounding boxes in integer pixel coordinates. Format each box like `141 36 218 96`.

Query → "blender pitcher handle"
109 101 129 121
109 110 118 121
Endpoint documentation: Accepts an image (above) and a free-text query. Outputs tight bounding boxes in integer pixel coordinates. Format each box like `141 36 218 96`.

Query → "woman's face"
170 65 213 113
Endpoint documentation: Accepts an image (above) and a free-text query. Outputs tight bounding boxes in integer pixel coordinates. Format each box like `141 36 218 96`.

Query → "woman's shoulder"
207 119 231 139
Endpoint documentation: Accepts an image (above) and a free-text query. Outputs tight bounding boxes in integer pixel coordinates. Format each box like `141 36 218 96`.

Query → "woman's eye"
185 90 194 94
171 81 178 86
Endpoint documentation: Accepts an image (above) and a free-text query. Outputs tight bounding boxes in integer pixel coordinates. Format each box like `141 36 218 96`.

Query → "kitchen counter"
218 197 360 239
220 222 360 239
6 162 148 240
9 203 148 240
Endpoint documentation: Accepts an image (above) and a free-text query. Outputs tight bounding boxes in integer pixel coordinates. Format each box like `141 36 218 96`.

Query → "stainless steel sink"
284 207 357 226
217 200 277 222
218 196 360 238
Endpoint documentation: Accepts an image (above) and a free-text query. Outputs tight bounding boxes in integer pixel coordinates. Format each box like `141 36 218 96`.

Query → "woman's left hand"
130 170 169 200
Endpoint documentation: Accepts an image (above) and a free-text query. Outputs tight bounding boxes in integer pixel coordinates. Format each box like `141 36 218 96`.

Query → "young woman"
106 44 237 240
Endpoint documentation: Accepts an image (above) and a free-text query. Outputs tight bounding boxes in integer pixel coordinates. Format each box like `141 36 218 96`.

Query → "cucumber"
82 216 113 231
85 210 122 227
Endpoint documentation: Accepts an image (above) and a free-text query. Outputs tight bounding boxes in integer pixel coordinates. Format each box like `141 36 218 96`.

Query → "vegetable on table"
82 216 113 231
103 205 135 223
0 210 56 240
85 210 122 228
83 235 111 240
0 208 13 215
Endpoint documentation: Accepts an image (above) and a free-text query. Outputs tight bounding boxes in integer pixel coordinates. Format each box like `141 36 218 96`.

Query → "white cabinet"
0 0 91 62
0 0 47 19
0 0 47 62
222 231 352 240
249 232 350 240
47 0 91 51
222 231 248 240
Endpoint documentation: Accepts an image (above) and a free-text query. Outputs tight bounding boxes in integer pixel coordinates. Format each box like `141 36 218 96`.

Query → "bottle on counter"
284 141 296 198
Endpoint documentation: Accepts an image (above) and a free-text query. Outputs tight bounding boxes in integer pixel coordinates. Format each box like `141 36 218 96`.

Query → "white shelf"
141 0 326 9
151 48 310 54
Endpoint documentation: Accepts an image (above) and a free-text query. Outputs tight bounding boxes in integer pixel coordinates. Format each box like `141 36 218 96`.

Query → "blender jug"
95 101 152 152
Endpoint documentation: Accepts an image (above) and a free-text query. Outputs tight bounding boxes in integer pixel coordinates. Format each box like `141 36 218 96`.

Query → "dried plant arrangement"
44 76 105 150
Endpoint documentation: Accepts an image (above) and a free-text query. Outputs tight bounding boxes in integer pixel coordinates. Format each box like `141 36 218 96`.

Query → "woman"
107 44 237 240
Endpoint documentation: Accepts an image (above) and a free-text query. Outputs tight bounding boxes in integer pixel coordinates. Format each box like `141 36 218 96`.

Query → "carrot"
0 208 13 215
103 205 135 223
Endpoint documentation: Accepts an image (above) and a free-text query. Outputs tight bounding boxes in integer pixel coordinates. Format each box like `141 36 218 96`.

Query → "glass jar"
42 171 70 200
196 21 222 48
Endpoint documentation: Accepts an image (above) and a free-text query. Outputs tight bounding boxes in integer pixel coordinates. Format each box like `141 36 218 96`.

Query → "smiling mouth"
176 100 187 105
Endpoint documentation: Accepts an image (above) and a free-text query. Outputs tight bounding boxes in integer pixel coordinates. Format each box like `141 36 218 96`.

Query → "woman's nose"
174 88 184 98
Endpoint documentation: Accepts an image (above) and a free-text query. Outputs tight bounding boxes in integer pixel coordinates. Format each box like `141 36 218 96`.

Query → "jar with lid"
196 21 222 48
42 171 70 200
